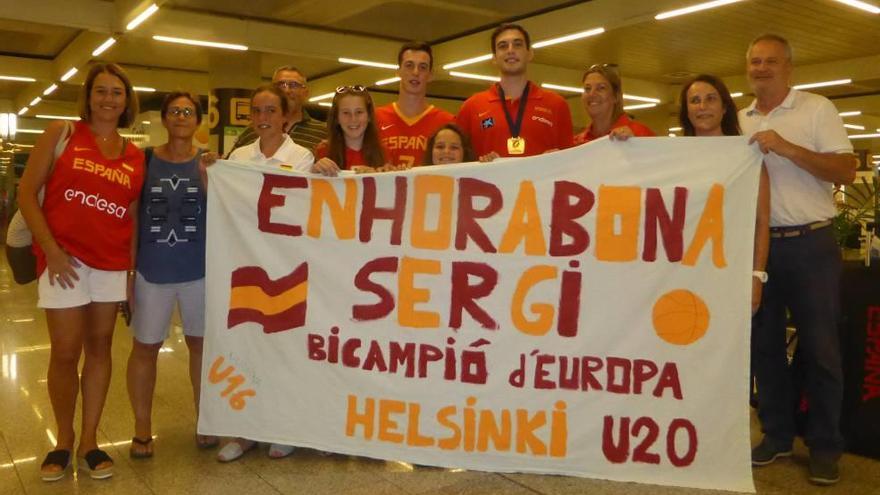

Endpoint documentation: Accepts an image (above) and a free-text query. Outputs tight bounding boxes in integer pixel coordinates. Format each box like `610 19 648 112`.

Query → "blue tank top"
136 149 207 283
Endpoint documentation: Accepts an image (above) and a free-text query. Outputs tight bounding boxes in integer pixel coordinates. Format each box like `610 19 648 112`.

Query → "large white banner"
200 137 762 493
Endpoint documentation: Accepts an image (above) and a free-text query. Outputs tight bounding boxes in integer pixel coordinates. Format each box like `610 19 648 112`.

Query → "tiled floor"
1 257 879 495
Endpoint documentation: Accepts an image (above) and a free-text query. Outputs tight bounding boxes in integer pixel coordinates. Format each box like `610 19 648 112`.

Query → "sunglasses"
275 80 306 90
588 63 620 74
336 85 367 94
167 107 196 118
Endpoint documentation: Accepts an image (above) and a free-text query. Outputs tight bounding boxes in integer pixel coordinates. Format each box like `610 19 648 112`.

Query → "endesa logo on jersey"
531 115 554 127
64 188 127 218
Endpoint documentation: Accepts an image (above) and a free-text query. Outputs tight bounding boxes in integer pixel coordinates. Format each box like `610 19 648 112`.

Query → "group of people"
17 20 855 487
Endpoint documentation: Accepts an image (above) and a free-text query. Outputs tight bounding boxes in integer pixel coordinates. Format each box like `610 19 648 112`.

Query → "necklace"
90 124 118 143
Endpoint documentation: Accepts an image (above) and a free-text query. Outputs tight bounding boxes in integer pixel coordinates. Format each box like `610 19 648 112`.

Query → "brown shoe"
130 436 154 459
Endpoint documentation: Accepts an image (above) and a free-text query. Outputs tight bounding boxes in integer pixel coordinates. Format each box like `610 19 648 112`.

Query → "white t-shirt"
228 134 314 171
739 89 852 227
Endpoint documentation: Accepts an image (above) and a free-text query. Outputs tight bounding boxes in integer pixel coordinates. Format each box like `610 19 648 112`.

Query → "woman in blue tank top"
126 91 214 457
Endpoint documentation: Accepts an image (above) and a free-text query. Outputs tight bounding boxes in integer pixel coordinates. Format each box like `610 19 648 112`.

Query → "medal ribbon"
496 82 530 138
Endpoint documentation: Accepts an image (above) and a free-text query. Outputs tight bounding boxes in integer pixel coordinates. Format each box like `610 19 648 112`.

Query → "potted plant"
833 176 877 249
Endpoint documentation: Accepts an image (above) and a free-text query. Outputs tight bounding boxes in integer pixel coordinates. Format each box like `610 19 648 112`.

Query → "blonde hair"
583 65 624 122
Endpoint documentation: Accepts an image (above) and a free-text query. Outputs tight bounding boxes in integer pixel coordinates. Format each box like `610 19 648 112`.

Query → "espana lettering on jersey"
72 157 133 188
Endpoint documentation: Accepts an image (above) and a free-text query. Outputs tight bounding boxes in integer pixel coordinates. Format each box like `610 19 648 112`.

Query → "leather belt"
769 220 832 239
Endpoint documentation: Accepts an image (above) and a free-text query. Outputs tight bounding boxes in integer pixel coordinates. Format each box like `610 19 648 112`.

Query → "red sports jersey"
574 113 656 144
456 81 574 158
314 141 368 169
376 103 454 166
35 121 145 273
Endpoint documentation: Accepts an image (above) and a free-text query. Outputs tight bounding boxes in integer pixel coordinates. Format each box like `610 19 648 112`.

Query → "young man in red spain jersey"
375 42 454 167
456 23 573 160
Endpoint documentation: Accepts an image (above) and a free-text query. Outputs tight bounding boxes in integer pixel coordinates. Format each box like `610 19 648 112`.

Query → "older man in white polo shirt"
739 34 856 486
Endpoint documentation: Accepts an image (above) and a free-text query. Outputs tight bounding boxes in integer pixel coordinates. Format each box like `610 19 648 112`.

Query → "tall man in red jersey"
456 23 573 159
376 42 454 167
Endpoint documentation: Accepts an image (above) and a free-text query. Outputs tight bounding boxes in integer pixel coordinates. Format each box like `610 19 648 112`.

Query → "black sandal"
130 436 154 459
40 449 70 482
78 449 114 480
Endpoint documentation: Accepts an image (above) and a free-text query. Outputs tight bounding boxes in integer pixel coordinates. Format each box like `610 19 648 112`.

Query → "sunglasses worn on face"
336 85 367 94
275 80 305 90
168 107 195 118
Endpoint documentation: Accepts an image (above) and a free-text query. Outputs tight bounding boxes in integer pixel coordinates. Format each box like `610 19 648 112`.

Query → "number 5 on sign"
208 356 256 410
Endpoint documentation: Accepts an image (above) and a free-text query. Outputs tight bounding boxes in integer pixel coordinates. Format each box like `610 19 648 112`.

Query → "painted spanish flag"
227 263 308 333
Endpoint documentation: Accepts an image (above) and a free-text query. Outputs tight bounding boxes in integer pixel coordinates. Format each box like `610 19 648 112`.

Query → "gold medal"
507 136 525 155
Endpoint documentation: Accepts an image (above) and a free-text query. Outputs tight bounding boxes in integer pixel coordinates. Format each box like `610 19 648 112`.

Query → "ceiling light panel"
126 3 159 31
0 75 36 82
532 27 605 48
338 58 398 70
442 54 493 71
60 68 78 82
375 77 401 86
92 38 116 57
792 79 851 90
623 103 657 110
153 35 248 51
449 71 501 82
832 0 880 14
655 0 745 20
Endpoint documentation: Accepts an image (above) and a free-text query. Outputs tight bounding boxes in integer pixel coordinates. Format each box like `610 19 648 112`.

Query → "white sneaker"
217 439 256 462
268 443 295 459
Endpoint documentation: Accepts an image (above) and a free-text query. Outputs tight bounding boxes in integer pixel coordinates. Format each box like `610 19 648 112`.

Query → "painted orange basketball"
652 289 710 345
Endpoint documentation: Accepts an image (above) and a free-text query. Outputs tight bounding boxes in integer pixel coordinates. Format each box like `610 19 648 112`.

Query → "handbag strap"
44 120 74 179
52 120 73 165
138 146 154 206
144 146 154 167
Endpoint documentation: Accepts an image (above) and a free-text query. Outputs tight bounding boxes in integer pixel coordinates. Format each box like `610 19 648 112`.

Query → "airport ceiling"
0 0 879 155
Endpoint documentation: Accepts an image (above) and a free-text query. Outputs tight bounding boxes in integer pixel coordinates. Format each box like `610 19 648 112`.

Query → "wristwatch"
752 270 768 283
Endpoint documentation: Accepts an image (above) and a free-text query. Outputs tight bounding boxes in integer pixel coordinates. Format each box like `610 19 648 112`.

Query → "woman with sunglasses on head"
312 86 389 176
209 84 313 462
576 64 655 143
18 63 145 481
679 74 770 314
423 123 477 165
126 92 216 459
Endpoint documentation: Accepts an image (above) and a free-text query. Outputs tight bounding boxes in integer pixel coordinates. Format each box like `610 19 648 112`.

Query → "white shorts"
131 273 205 345
37 258 127 309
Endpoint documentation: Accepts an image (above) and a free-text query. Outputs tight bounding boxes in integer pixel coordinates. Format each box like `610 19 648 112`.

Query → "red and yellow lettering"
595 185 641 262
398 257 441 328
307 178 357 239
499 181 547 256
411 175 454 250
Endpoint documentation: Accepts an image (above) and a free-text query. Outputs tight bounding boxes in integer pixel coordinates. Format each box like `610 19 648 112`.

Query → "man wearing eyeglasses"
455 23 573 159
740 34 856 486
228 66 327 154
375 42 454 167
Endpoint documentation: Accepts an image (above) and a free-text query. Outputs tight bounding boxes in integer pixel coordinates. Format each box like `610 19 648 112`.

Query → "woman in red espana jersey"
575 64 656 144
312 86 389 175
18 63 145 482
